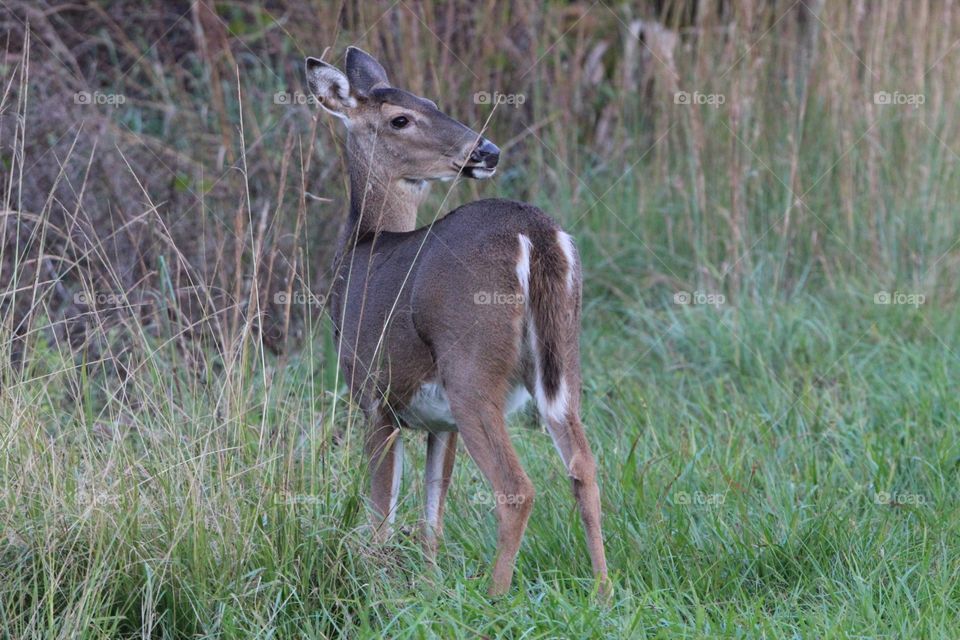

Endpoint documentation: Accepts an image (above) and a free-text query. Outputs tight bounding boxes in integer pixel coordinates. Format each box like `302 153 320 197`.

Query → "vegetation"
1 1 958 637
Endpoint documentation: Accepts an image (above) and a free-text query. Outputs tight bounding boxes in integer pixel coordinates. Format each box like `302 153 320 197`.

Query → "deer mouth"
454 138 500 179
454 163 497 180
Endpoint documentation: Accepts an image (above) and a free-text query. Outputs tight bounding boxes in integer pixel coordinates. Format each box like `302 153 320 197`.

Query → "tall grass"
2 1 960 637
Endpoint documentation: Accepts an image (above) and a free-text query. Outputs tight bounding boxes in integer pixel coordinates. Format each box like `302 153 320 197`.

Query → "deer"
305 46 610 597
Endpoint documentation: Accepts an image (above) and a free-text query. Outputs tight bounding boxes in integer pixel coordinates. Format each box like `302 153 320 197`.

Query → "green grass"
3 277 958 638
4 1 960 636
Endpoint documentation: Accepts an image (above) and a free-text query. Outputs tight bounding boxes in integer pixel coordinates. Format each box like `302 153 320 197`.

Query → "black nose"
469 138 500 168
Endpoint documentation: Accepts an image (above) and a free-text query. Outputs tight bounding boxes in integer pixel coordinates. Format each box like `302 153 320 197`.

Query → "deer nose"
470 138 500 168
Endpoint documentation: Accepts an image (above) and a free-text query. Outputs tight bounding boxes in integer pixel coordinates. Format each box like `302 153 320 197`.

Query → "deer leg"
444 383 534 596
542 409 610 597
365 415 403 542
423 431 457 560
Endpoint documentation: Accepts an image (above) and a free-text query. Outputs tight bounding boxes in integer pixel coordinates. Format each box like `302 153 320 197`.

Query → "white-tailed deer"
306 47 609 596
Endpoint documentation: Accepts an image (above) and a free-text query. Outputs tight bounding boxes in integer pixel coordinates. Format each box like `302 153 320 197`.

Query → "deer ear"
305 57 357 120
345 46 389 95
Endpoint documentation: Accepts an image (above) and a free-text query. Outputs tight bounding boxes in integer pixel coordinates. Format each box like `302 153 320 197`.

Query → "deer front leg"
423 431 457 560
365 415 403 542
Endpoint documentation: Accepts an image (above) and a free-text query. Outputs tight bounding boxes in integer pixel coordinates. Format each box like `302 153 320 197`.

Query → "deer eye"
390 116 410 129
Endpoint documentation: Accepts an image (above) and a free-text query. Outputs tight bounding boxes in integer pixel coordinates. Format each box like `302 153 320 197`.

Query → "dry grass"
1 1 959 637
3 1 959 361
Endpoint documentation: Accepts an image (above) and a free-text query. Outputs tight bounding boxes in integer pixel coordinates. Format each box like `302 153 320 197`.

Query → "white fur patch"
399 382 531 432
399 382 456 431
536 376 569 426
387 435 403 525
468 167 497 179
516 234 533 297
556 230 577 293
424 432 452 533
506 385 533 414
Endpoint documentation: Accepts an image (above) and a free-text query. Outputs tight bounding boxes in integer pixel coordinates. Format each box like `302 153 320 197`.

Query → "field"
2 1 959 638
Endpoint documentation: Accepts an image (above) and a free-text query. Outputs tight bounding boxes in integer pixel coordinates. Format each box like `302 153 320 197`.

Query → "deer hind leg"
365 414 403 543
442 371 534 596
521 229 610 598
541 407 610 596
522 311 609 592
423 431 457 560
524 344 610 595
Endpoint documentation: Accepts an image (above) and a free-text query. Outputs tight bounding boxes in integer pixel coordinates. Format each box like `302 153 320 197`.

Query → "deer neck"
342 135 429 247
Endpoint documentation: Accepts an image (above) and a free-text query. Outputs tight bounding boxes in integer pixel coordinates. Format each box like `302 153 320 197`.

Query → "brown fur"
307 47 610 597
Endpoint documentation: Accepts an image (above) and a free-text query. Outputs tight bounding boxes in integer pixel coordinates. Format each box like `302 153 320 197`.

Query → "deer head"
306 47 500 184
